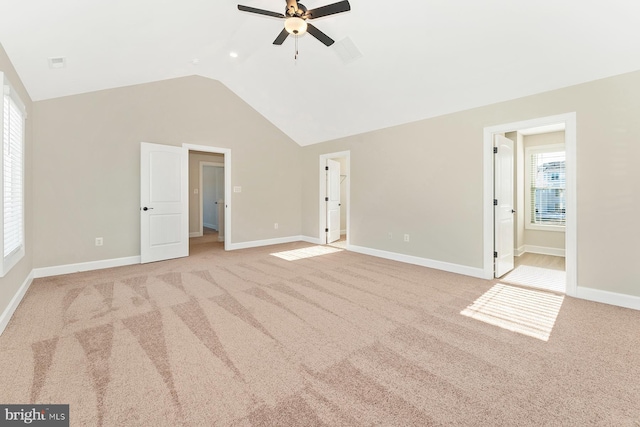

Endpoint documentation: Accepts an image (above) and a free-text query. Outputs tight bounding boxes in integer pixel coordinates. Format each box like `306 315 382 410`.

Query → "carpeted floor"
0 238 639 426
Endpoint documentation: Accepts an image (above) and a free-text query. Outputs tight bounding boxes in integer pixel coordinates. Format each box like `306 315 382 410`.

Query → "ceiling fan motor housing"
286 0 307 17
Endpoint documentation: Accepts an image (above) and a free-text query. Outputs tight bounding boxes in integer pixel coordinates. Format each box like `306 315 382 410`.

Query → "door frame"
483 113 577 297
184 144 231 251
199 161 224 236
319 151 350 246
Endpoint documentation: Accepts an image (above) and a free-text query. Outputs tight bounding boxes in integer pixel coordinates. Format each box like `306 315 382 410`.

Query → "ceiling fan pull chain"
294 34 299 61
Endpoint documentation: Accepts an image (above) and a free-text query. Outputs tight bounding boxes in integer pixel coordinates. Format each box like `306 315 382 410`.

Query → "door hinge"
493 147 498 154
325 197 329 201
493 199 498 206
325 166 329 171
494 251 498 258
325 228 329 233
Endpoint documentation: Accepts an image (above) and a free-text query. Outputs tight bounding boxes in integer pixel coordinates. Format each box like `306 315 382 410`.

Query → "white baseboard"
301 235 324 245
576 286 640 311
190 232 203 238
524 245 565 257
515 246 526 257
347 245 485 279
33 256 141 279
203 223 216 230
0 271 34 336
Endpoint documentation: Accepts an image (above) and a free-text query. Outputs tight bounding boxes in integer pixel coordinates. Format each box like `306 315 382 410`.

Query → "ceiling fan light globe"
285 17 307 35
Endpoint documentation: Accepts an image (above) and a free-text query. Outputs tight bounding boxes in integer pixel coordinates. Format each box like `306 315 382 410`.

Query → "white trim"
576 287 640 311
348 245 485 279
189 232 203 238
301 235 324 245
0 270 33 336
33 256 141 279
484 113 577 297
515 246 526 257
319 151 350 247
227 236 310 251
523 245 566 257
183 144 231 251
203 222 216 230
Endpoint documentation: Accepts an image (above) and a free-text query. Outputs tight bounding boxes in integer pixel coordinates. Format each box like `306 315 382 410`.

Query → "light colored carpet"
0 239 639 426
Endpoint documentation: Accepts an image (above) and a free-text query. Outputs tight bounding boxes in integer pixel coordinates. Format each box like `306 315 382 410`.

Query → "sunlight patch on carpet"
460 283 564 341
502 265 566 293
270 245 343 261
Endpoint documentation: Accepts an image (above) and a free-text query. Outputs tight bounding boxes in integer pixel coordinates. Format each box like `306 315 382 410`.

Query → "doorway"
319 151 350 247
184 144 231 252
484 113 576 297
200 161 225 242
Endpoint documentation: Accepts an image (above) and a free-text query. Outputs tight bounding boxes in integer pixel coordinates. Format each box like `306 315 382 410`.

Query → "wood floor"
514 252 565 271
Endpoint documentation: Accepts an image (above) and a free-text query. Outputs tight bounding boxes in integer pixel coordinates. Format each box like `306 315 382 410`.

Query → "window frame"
524 143 566 233
0 72 26 276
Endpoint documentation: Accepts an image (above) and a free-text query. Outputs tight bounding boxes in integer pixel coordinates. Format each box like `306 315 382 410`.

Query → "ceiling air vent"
333 37 363 65
48 57 66 69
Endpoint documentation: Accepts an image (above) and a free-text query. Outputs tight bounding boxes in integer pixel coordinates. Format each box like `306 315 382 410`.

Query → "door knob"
511 209 516 213
142 207 154 211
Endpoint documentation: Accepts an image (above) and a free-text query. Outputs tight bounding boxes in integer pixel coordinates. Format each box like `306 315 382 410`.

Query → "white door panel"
494 135 515 277
141 142 188 263
326 159 341 243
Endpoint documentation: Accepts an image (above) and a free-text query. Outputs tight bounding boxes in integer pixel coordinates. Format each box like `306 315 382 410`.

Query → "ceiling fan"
237 0 351 46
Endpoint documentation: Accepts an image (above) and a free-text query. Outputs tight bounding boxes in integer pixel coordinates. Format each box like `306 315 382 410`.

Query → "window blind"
3 93 24 257
529 150 565 226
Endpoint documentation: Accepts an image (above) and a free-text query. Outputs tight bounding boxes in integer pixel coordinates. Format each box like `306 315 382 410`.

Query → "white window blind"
528 149 566 227
3 93 24 256
0 72 26 276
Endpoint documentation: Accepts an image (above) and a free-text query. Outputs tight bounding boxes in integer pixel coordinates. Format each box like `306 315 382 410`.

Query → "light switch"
234 186 242 193
194 189 199 194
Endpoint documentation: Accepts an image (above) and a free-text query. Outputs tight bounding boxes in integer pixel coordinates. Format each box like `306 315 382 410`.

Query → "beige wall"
188 151 224 234
0 43 33 319
301 70 640 297
32 76 301 268
2 47 639 321
523 131 566 251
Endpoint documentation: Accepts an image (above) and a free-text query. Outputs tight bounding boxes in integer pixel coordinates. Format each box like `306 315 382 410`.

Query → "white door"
494 134 515 277
326 159 341 243
140 142 188 263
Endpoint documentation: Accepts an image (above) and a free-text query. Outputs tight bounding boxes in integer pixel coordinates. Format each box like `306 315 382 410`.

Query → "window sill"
525 224 565 233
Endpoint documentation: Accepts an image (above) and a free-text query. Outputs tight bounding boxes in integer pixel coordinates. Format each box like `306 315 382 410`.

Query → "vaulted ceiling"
1 1 640 145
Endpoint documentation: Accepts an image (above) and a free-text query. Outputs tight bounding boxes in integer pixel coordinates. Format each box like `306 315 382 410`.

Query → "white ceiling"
1 1 640 146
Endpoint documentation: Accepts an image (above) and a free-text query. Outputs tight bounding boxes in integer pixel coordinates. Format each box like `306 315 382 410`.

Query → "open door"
140 142 188 263
494 134 515 277
326 159 341 244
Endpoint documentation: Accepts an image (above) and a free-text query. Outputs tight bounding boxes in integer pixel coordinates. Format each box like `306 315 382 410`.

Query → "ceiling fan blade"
237 5 285 18
306 23 335 46
305 0 350 19
273 28 289 45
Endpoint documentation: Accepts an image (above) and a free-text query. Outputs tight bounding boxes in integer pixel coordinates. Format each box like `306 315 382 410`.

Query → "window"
525 144 565 231
0 72 26 276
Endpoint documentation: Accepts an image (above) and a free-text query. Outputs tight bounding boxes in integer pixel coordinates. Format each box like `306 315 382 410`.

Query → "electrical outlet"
95 237 103 246
403 234 410 242
274 223 279 230
194 189 198 194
